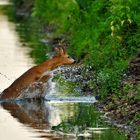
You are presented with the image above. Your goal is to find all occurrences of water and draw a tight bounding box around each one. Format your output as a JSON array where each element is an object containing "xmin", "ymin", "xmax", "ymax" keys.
[
  {"xmin": 0, "ymin": 0, "xmax": 10, "ymax": 5},
  {"xmin": 0, "ymin": 1, "xmax": 126, "ymax": 140},
  {"xmin": 0, "ymin": 8, "xmax": 34, "ymax": 91},
  {"xmin": 0, "ymin": 100, "xmax": 125, "ymax": 140}
]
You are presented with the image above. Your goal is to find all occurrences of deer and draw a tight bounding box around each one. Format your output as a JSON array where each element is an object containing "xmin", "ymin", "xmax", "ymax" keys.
[{"xmin": 0, "ymin": 45, "xmax": 75, "ymax": 99}]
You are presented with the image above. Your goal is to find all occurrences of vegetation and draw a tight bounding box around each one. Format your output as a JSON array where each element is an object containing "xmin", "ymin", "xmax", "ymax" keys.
[
  {"xmin": 8, "ymin": 0, "xmax": 140, "ymax": 98},
  {"xmin": 5, "ymin": 0, "xmax": 140, "ymax": 138}
]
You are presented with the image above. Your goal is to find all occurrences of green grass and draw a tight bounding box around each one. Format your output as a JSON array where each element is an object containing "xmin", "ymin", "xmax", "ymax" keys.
[{"xmin": 8, "ymin": 0, "xmax": 140, "ymax": 98}]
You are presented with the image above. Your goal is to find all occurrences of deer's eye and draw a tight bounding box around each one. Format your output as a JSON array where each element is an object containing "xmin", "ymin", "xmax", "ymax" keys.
[{"xmin": 67, "ymin": 56, "xmax": 70, "ymax": 58}]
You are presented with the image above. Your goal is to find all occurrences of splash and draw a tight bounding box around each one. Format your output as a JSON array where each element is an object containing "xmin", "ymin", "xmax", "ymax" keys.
[
  {"xmin": 0, "ymin": 72, "xmax": 12, "ymax": 82},
  {"xmin": 44, "ymin": 68, "xmax": 97, "ymax": 103},
  {"xmin": 45, "ymin": 96, "xmax": 97, "ymax": 103}
]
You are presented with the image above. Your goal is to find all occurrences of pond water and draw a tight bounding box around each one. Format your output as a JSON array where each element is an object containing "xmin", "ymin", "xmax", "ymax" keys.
[{"xmin": 0, "ymin": 2, "xmax": 126, "ymax": 140}]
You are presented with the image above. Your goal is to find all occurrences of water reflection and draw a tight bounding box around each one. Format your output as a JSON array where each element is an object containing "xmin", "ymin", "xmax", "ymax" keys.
[
  {"xmin": 0, "ymin": 0, "xmax": 10, "ymax": 5},
  {"xmin": 0, "ymin": 100, "xmax": 126, "ymax": 140},
  {"xmin": 0, "ymin": 9, "xmax": 34, "ymax": 92}
]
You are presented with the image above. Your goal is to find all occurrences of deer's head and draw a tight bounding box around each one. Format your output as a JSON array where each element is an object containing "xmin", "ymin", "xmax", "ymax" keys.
[{"xmin": 53, "ymin": 46, "xmax": 75, "ymax": 66}]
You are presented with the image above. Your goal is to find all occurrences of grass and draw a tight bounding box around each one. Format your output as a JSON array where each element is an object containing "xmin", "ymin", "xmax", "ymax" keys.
[{"xmin": 8, "ymin": 0, "xmax": 140, "ymax": 98}]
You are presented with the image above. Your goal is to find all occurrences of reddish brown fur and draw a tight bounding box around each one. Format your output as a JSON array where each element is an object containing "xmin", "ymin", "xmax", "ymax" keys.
[{"xmin": 0, "ymin": 47, "xmax": 75, "ymax": 99}]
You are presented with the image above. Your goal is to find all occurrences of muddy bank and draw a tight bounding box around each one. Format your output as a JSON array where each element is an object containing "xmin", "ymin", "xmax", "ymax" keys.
[{"xmin": 98, "ymin": 55, "xmax": 140, "ymax": 139}]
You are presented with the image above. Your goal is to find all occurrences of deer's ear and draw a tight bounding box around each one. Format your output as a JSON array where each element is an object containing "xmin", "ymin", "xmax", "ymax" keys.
[
  {"xmin": 59, "ymin": 46, "xmax": 66, "ymax": 55},
  {"xmin": 54, "ymin": 45, "xmax": 67, "ymax": 56},
  {"xmin": 54, "ymin": 47, "xmax": 59, "ymax": 53},
  {"xmin": 54, "ymin": 47, "xmax": 60, "ymax": 55},
  {"xmin": 61, "ymin": 46, "xmax": 66, "ymax": 55},
  {"xmin": 58, "ymin": 39, "xmax": 67, "ymax": 55}
]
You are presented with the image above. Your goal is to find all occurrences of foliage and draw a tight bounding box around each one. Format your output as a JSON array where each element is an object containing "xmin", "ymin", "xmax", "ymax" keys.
[
  {"xmin": 10, "ymin": 0, "xmax": 140, "ymax": 98},
  {"xmin": 3, "ymin": 1, "xmax": 140, "ymax": 138}
]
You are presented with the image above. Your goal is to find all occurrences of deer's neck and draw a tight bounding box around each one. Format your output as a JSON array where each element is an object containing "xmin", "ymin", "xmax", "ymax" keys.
[{"xmin": 38, "ymin": 57, "xmax": 61, "ymax": 72}]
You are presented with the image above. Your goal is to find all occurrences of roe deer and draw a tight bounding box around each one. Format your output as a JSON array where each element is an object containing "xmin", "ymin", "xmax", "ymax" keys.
[{"xmin": 0, "ymin": 46, "xmax": 75, "ymax": 99}]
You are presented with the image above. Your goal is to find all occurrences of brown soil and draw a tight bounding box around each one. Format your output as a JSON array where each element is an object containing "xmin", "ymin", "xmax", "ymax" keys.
[{"xmin": 99, "ymin": 54, "xmax": 140, "ymax": 139}]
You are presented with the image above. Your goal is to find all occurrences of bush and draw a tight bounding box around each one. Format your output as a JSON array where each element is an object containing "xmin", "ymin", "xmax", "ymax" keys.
[{"xmin": 11, "ymin": 0, "xmax": 140, "ymax": 97}]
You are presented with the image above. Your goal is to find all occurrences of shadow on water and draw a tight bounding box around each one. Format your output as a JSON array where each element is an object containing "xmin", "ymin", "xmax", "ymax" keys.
[{"xmin": 0, "ymin": 100, "xmax": 126, "ymax": 140}]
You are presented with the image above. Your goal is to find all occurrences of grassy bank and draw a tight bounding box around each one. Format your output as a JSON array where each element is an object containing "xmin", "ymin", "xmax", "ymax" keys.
[
  {"xmin": 6, "ymin": 0, "xmax": 140, "ymax": 139},
  {"xmin": 8, "ymin": 0, "xmax": 140, "ymax": 98}
]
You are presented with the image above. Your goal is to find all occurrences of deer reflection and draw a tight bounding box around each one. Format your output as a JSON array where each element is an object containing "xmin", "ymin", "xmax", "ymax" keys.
[
  {"xmin": 0, "ymin": 101, "xmax": 103, "ymax": 140},
  {"xmin": 1, "ymin": 100, "xmax": 60, "ymax": 130}
]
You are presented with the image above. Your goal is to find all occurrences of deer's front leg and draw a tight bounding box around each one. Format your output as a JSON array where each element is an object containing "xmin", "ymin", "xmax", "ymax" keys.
[
  {"xmin": 38, "ymin": 74, "xmax": 52, "ymax": 83},
  {"xmin": 38, "ymin": 71, "xmax": 53, "ymax": 83}
]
